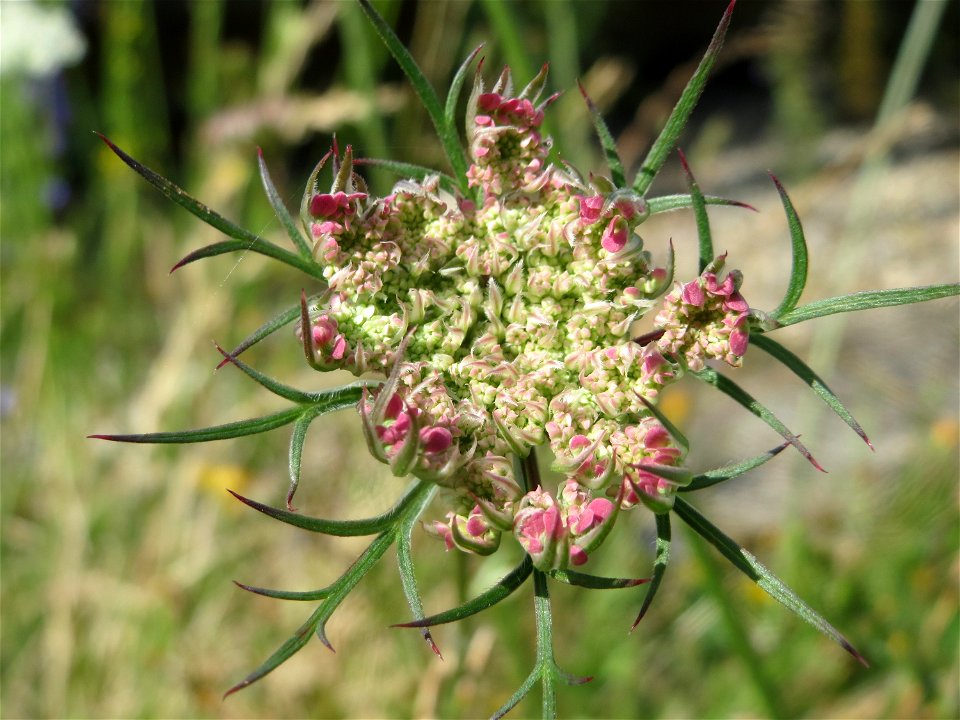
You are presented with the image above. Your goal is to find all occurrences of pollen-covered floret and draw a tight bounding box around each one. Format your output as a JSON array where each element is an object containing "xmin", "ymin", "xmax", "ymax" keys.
[{"xmin": 296, "ymin": 63, "xmax": 749, "ymax": 568}]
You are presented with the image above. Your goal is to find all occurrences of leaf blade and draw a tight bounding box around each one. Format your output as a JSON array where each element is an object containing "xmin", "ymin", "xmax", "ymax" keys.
[
  {"xmin": 751, "ymin": 334, "xmax": 872, "ymax": 448},
  {"xmin": 357, "ymin": 0, "xmax": 469, "ymax": 188},
  {"xmin": 632, "ymin": 511, "xmax": 671, "ymax": 629},
  {"xmin": 673, "ymin": 497, "xmax": 868, "ymax": 666},
  {"xmin": 768, "ymin": 174, "xmax": 809, "ymax": 320},
  {"xmin": 89, "ymin": 406, "xmax": 304, "ymax": 444},
  {"xmin": 258, "ymin": 148, "xmax": 313, "ymax": 259},
  {"xmin": 692, "ymin": 366, "xmax": 824, "ymax": 471},
  {"xmin": 395, "ymin": 556, "xmax": 533, "ymax": 628},
  {"xmin": 171, "ymin": 239, "xmax": 325, "ymax": 280},
  {"xmin": 578, "ymin": 80, "xmax": 626, "ymax": 187},
  {"xmin": 767, "ymin": 284, "xmax": 960, "ymax": 328},
  {"xmin": 632, "ymin": 0, "xmax": 735, "ymax": 195}
]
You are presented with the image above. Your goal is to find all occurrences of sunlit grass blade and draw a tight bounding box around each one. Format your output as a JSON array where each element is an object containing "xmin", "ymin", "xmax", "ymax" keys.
[
  {"xmin": 647, "ymin": 193, "xmax": 756, "ymax": 216},
  {"xmin": 353, "ymin": 157, "xmax": 459, "ymax": 195},
  {"xmin": 395, "ymin": 483, "xmax": 442, "ymax": 657},
  {"xmin": 170, "ymin": 238, "xmax": 325, "ymax": 280},
  {"xmin": 692, "ymin": 366, "xmax": 824, "ymax": 471},
  {"xmin": 768, "ymin": 174, "xmax": 809, "ymax": 320},
  {"xmin": 632, "ymin": 0, "xmax": 735, "ymax": 195},
  {"xmin": 578, "ymin": 80, "xmax": 625, "ymax": 187},
  {"xmin": 548, "ymin": 570, "xmax": 649, "ymax": 589},
  {"xmin": 678, "ymin": 149, "xmax": 712, "ymax": 273},
  {"xmin": 673, "ymin": 497, "xmax": 868, "ymax": 666},
  {"xmin": 258, "ymin": 148, "xmax": 312, "ymax": 259},
  {"xmin": 89, "ymin": 406, "xmax": 304, "ymax": 444},
  {"xmin": 683, "ymin": 440, "xmax": 791, "ymax": 492},
  {"xmin": 766, "ymin": 283, "xmax": 960, "ymax": 328},
  {"xmin": 227, "ymin": 480, "xmax": 431, "ymax": 537},
  {"xmin": 233, "ymin": 581, "xmax": 331, "ymax": 601},
  {"xmin": 225, "ymin": 531, "xmax": 396, "ymax": 697},
  {"xmin": 445, "ymin": 44, "xmax": 484, "ymax": 139},
  {"xmin": 751, "ymin": 334, "xmax": 872, "ymax": 449},
  {"xmin": 357, "ymin": 0, "xmax": 469, "ymax": 188},
  {"xmin": 216, "ymin": 296, "xmax": 319, "ymax": 369},
  {"xmin": 96, "ymin": 133, "xmax": 323, "ymax": 280},
  {"xmin": 393, "ymin": 556, "xmax": 533, "ymax": 628},
  {"xmin": 631, "ymin": 511, "xmax": 671, "ymax": 630}
]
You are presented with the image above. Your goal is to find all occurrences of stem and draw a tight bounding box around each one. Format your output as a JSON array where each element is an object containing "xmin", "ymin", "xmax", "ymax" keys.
[
  {"xmin": 533, "ymin": 569, "xmax": 557, "ymax": 719},
  {"xmin": 522, "ymin": 450, "xmax": 543, "ymax": 492}
]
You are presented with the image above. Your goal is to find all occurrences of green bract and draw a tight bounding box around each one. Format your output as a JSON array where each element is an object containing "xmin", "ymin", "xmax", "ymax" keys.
[{"xmin": 92, "ymin": 0, "xmax": 959, "ymax": 716}]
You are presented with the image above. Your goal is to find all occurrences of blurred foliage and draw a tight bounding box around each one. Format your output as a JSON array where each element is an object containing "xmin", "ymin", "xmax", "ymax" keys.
[{"xmin": 1, "ymin": 1, "xmax": 957, "ymax": 718}]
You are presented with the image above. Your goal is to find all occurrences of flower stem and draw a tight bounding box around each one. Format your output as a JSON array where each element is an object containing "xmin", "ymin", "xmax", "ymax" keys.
[
  {"xmin": 533, "ymin": 568, "xmax": 557, "ymax": 719},
  {"xmin": 521, "ymin": 450, "xmax": 543, "ymax": 492}
]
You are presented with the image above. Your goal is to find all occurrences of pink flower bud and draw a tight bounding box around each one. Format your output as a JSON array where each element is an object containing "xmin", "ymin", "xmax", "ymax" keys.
[
  {"xmin": 420, "ymin": 426, "xmax": 453, "ymax": 454},
  {"xmin": 601, "ymin": 217, "xmax": 628, "ymax": 254}
]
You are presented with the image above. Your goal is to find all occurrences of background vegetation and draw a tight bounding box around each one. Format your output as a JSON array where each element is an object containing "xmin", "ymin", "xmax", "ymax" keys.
[{"xmin": 2, "ymin": 1, "xmax": 957, "ymax": 718}]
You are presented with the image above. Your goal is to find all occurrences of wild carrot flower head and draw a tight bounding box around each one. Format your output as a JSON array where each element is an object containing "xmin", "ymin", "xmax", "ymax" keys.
[
  {"xmin": 96, "ymin": 3, "xmax": 959, "ymax": 709},
  {"xmin": 298, "ymin": 64, "xmax": 748, "ymax": 572}
]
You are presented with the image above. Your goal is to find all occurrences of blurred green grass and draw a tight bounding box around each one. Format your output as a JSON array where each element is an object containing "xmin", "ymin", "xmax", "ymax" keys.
[{"xmin": 1, "ymin": 1, "xmax": 957, "ymax": 718}]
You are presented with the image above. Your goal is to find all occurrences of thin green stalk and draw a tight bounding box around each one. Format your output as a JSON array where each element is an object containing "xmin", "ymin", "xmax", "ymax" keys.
[
  {"xmin": 533, "ymin": 569, "xmax": 557, "ymax": 720},
  {"xmin": 687, "ymin": 528, "xmax": 784, "ymax": 719}
]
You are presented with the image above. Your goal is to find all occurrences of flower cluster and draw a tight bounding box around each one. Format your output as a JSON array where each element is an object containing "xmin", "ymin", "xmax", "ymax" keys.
[{"xmin": 298, "ymin": 66, "xmax": 750, "ymax": 571}]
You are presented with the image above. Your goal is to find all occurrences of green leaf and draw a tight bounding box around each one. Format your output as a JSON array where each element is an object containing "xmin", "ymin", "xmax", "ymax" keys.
[
  {"xmin": 548, "ymin": 569, "xmax": 648, "ymax": 590},
  {"xmin": 216, "ymin": 345, "xmax": 371, "ymax": 407},
  {"xmin": 89, "ymin": 406, "xmax": 304, "ymax": 444},
  {"xmin": 647, "ymin": 193, "xmax": 756, "ymax": 216},
  {"xmin": 578, "ymin": 80, "xmax": 626, "ymax": 187},
  {"xmin": 233, "ymin": 581, "xmax": 331, "ymax": 602},
  {"xmin": 394, "ymin": 556, "xmax": 533, "ymax": 628},
  {"xmin": 395, "ymin": 483, "xmax": 441, "ymax": 656},
  {"xmin": 768, "ymin": 174, "xmax": 809, "ymax": 320},
  {"xmin": 216, "ymin": 297, "xmax": 320, "ymax": 369},
  {"xmin": 673, "ymin": 497, "xmax": 868, "ymax": 666},
  {"xmin": 751, "ymin": 334, "xmax": 872, "ymax": 448},
  {"xmin": 677, "ymin": 149, "xmax": 712, "ymax": 274},
  {"xmin": 285, "ymin": 411, "xmax": 316, "ymax": 511},
  {"xmin": 766, "ymin": 284, "xmax": 960, "ymax": 328},
  {"xmin": 491, "ymin": 665, "xmax": 542, "ymax": 720},
  {"xmin": 224, "ymin": 530, "xmax": 397, "ymax": 697},
  {"xmin": 357, "ymin": 0, "xmax": 469, "ymax": 189},
  {"xmin": 692, "ymin": 366, "xmax": 824, "ymax": 472},
  {"xmin": 228, "ymin": 479, "xmax": 431, "ymax": 537},
  {"xmin": 257, "ymin": 148, "xmax": 313, "ymax": 259},
  {"xmin": 632, "ymin": 0, "xmax": 735, "ymax": 195},
  {"xmin": 682, "ymin": 440, "xmax": 790, "ymax": 492},
  {"xmin": 353, "ymin": 157, "xmax": 459, "ymax": 195},
  {"xmin": 445, "ymin": 44, "xmax": 484, "ymax": 141},
  {"xmin": 223, "ymin": 601, "xmax": 327, "ymax": 698},
  {"xmin": 632, "ymin": 511, "xmax": 671, "ymax": 629},
  {"xmin": 170, "ymin": 238, "xmax": 325, "ymax": 280},
  {"xmin": 96, "ymin": 133, "xmax": 324, "ymax": 280}
]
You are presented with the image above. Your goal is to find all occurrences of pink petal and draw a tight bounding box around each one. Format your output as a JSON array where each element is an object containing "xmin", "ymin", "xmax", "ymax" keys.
[
  {"xmin": 682, "ymin": 281, "xmax": 705, "ymax": 307},
  {"xmin": 309, "ymin": 193, "xmax": 338, "ymax": 217},
  {"xmin": 569, "ymin": 545, "xmax": 588, "ymax": 566},
  {"xmin": 420, "ymin": 426, "xmax": 453, "ymax": 454},
  {"xmin": 601, "ymin": 217, "xmax": 628, "ymax": 253}
]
